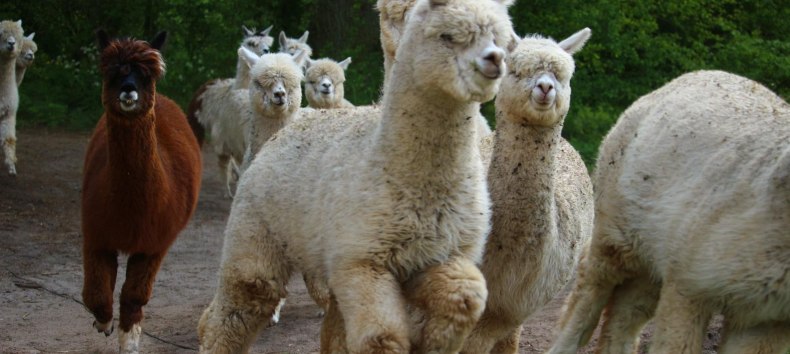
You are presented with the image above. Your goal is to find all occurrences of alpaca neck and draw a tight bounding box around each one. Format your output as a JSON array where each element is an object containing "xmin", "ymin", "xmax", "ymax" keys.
[
  {"xmin": 375, "ymin": 79, "xmax": 482, "ymax": 189},
  {"xmin": 232, "ymin": 58, "xmax": 251, "ymax": 89},
  {"xmin": 249, "ymin": 109, "xmax": 294, "ymax": 159},
  {"xmin": 105, "ymin": 107, "xmax": 169, "ymax": 204},
  {"xmin": 1, "ymin": 56, "xmax": 16, "ymax": 93},
  {"xmin": 489, "ymin": 117, "xmax": 560, "ymax": 241},
  {"xmin": 15, "ymin": 65, "xmax": 26, "ymax": 86}
]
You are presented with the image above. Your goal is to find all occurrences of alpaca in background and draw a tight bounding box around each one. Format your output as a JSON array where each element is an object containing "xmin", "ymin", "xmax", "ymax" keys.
[
  {"xmin": 15, "ymin": 32, "xmax": 36, "ymax": 87},
  {"xmin": 81, "ymin": 30, "xmax": 202, "ymax": 354},
  {"xmin": 0, "ymin": 19, "xmax": 24, "ymax": 176}
]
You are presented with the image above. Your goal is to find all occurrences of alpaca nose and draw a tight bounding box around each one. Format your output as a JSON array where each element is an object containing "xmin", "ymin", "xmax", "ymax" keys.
[
  {"xmin": 322, "ymin": 82, "xmax": 331, "ymax": 89},
  {"xmin": 274, "ymin": 90, "xmax": 285, "ymax": 99},
  {"xmin": 538, "ymin": 81, "xmax": 553, "ymax": 94},
  {"xmin": 6, "ymin": 37, "xmax": 15, "ymax": 50},
  {"xmin": 477, "ymin": 46, "xmax": 505, "ymax": 79}
]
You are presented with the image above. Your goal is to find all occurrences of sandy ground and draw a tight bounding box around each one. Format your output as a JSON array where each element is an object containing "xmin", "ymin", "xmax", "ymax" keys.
[{"xmin": 0, "ymin": 129, "xmax": 723, "ymax": 354}]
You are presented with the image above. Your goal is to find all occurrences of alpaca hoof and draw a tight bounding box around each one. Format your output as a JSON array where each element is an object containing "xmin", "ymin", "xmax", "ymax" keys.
[
  {"xmin": 93, "ymin": 320, "xmax": 114, "ymax": 336},
  {"xmin": 8, "ymin": 166, "xmax": 16, "ymax": 176},
  {"xmin": 317, "ymin": 310, "xmax": 325, "ymax": 318},
  {"xmin": 119, "ymin": 323, "xmax": 142, "ymax": 354}
]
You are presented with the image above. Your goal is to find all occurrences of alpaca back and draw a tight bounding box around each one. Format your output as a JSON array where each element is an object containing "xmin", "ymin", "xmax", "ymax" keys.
[
  {"xmin": 197, "ymin": 78, "xmax": 250, "ymax": 161},
  {"xmin": 595, "ymin": 70, "xmax": 790, "ymax": 325},
  {"xmin": 82, "ymin": 93, "xmax": 202, "ymax": 254}
]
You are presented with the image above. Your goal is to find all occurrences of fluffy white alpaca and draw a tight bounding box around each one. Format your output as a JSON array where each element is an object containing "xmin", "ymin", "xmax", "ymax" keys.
[
  {"xmin": 0, "ymin": 20, "xmax": 24, "ymax": 176},
  {"xmin": 187, "ymin": 25, "xmax": 273, "ymax": 197},
  {"xmin": 278, "ymin": 30, "xmax": 312, "ymax": 66},
  {"xmin": 461, "ymin": 28, "xmax": 595, "ymax": 354},
  {"xmin": 304, "ymin": 57, "xmax": 354, "ymax": 109},
  {"xmin": 197, "ymin": 0, "xmax": 514, "ymax": 352},
  {"xmin": 15, "ymin": 32, "xmax": 35, "ymax": 87},
  {"xmin": 547, "ymin": 70, "xmax": 790, "ymax": 354},
  {"xmin": 375, "ymin": 0, "xmax": 492, "ymax": 138},
  {"xmin": 237, "ymin": 47, "xmax": 306, "ymax": 173}
]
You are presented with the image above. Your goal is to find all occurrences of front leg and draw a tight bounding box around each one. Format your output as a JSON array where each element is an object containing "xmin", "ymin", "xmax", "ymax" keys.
[
  {"xmin": 404, "ymin": 257, "xmax": 487, "ymax": 354},
  {"xmin": 320, "ymin": 295, "xmax": 348, "ymax": 354},
  {"xmin": 0, "ymin": 115, "xmax": 18, "ymax": 176},
  {"xmin": 119, "ymin": 252, "xmax": 166, "ymax": 354},
  {"xmin": 82, "ymin": 248, "xmax": 119, "ymax": 336}
]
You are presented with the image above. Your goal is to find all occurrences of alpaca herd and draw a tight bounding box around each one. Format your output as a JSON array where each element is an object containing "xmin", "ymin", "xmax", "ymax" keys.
[{"xmin": 4, "ymin": 0, "xmax": 788, "ymax": 352}]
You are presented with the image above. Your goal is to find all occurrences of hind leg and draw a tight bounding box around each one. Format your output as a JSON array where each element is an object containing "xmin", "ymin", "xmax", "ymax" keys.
[
  {"xmin": 1, "ymin": 116, "xmax": 18, "ymax": 176},
  {"xmin": 489, "ymin": 325, "xmax": 521, "ymax": 354},
  {"xmin": 719, "ymin": 322, "xmax": 790, "ymax": 354},
  {"xmin": 594, "ymin": 278, "xmax": 659, "ymax": 354},
  {"xmin": 331, "ymin": 260, "xmax": 410, "ymax": 353},
  {"xmin": 320, "ymin": 295, "xmax": 348, "ymax": 354},
  {"xmin": 305, "ymin": 271, "xmax": 331, "ymax": 314},
  {"xmin": 117, "ymin": 252, "xmax": 166, "ymax": 354},
  {"xmin": 404, "ymin": 257, "xmax": 487, "ymax": 354},
  {"xmin": 198, "ymin": 211, "xmax": 292, "ymax": 353},
  {"xmin": 648, "ymin": 281, "xmax": 711, "ymax": 354},
  {"xmin": 216, "ymin": 154, "xmax": 233, "ymax": 198},
  {"xmin": 82, "ymin": 248, "xmax": 118, "ymax": 336}
]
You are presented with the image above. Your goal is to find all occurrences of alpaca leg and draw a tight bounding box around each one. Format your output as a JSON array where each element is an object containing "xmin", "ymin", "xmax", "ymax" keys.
[
  {"xmin": 489, "ymin": 325, "xmax": 521, "ymax": 354},
  {"xmin": 331, "ymin": 261, "xmax": 410, "ymax": 353},
  {"xmin": 320, "ymin": 295, "xmax": 348, "ymax": 354},
  {"xmin": 404, "ymin": 257, "xmax": 488, "ymax": 354},
  {"xmin": 198, "ymin": 215, "xmax": 291, "ymax": 353},
  {"xmin": 216, "ymin": 154, "xmax": 233, "ymax": 198},
  {"xmin": 545, "ymin": 239, "xmax": 629, "ymax": 354},
  {"xmin": 719, "ymin": 322, "xmax": 790, "ymax": 354},
  {"xmin": 305, "ymin": 271, "xmax": 331, "ymax": 314},
  {"xmin": 594, "ymin": 278, "xmax": 659, "ymax": 354},
  {"xmin": 0, "ymin": 116, "xmax": 17, "ymax": 176},
  {"xmin": 648, "ymin": 282, "xmax": 711, "ymax": 354},
  {"xmin": 82, "ymin": 248, "xmax": 118, "ymax": 336},
  {"xmin": 118, "ymin": 252, "xmax": 166, "ymax": 354},
  {"xmin": 461, "ymin": 298, "xmax": 523, "ymax": 353}
]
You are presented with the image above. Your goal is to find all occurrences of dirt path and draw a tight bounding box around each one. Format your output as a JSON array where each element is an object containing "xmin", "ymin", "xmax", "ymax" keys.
[{"xmin": 0, "ymin": 129, "xmax": 721, "ymax": 353}]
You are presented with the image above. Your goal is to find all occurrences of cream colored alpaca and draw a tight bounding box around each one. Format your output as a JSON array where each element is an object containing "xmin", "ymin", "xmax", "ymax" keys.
[
  {"xmin": 278, "ymin": 30, "xmax": 312, "ymax": 66},
  {"xmin": 376, "ymin": 0, "xmax": 492, "ymax": 139},
  {"xmin": 304, "ymin": 57, "xmax": 354, "ymax": 109},
  {"xmin": 0, "ymin": 20, "xmax": 24, "ymax": 176},
  {"xmin": 189, "ymin": 25, "xmax": 273, "ymax": 197},
  {"xmin": 15, "ymin": 32, "xmax": 35, "ymax": 87},
  {"xmin": 461, "ymin": 28, "xmax": 594, "ymax": 354},
  {"xmin": 547, "ymin": 70, "xmax": 790, "ymax": 354},
  {"xmin": 197, "ymin": 0, "xmax": 513, "ymax": 352}
]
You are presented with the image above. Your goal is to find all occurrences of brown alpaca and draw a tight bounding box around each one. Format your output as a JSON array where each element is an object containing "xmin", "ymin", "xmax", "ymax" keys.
[{"xmin": 81, "ymin": 30, "xmax": 202, "ymax": 354}]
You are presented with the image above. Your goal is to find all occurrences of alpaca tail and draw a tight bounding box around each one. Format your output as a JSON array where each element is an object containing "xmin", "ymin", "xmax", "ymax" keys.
[{"xmin": 186, "ymin": 79, "xmax": 217, "ymax": 147}]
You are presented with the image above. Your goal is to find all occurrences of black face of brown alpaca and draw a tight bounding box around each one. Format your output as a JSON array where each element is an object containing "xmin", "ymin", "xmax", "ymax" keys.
[{"xmin": 96, "ymin": 30, "xmax": 167, "ymax": 118}]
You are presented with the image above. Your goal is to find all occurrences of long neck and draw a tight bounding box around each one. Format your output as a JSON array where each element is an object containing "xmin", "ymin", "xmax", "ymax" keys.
[
  {"xmin": 15, "ymin": 64, "xmax": 26, "ymax": 86},
  {"xmin": 1, "ymin": 56, "xmax": 16, "ymax": 91},
  {"xmin": 233, "ymin": 58, "xmax": 251, "ymax": 89},
  {"xmin": 105, "ymin": 106, "xmax": 169, "ymax": 205},
  {"xmin": 374, "ymin": 78, "xmax": 482, "ymax": 189},
  {"xmin": 488, "ymin": 117, "xmax": 560, "ymax": 240},
  {"xmin": 248, "ymin": 109, "xmax": 293, "ymax": 158}
]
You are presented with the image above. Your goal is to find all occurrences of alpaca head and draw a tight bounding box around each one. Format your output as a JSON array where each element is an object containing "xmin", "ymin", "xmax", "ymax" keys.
[
  {"xmin": 304, "ymin": 57, "xmax": 351, "ymax": 108},
  {"xmin": 497, "ymin": 28, "xmax": 590, "ymax": 127},
  {"xmin": 241, "ymin": 25, "xmax": 274, "ymax": 56},
  {"xmin": 240, "ymin": 47, "xmax": 306, "ymax": 117},
  {"xmin": 0, "ymin": 20, "xmax": 24, "ymax": 60},
  {"xmin": 17, "ymin": 32, "xmax": 37, "ymax": 68},
  {"xmin": 278, "ymin": 30, "xmax": 313, "ymax": 60},
  {"xmin": 396, "ymin": 0, "xmax": 514, "ymax": 103},
  {"xmin": 97, "ymin": 30, "xmax": 167, "ymax": 117}
]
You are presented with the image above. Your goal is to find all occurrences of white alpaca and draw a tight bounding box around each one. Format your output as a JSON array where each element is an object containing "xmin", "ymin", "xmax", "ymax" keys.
[
  {"xmin": 187, "ymin": 25, "xmax": 273, "ymax": 197},
  {"xmin": 197, "ymin": 0, "xmax": 514, "ymax": 352},
  {"xmin": 0, "ymin": 20, "xmax": 24, "ymax": 176},
  {"xmin": 547, "ymin": 70, "xmax": 790, "ymax": 354},
  {"xmin": 278, "ymin": 30, "xmax": 312, "ymax": 65},
  {"xmin": 376, "ymin": 0, "xmax": 492, "ymax": 139},
  {"xmin": 461, "ymin": 28, "xmax": 595, "ymax": 354},
  {"xmin": 304, "ymin": 57, "xmax": 354, "ymax": 109},
  {"xmin": 15, "ymin": 32, "xmax": 35, "ymax": 87}
]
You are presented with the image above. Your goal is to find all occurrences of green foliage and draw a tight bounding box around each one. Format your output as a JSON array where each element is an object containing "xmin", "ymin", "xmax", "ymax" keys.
[{"xmin": 2, "ymin": 0, "xmax": 788, "ymax": 166}]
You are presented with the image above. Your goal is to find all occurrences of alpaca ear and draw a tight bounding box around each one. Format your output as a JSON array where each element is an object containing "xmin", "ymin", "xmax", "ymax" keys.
[
  {"xmin": 292, "ymin": 49, "xmax": 307, "ymax": 68},
  {"xmin": 15, "ymin": 20, "xmax": 22, "ymax": 27},
  {"xmin": 150, "ymin": 31, "xmax": 168, "ymax": 51},
  {"xmin": 239, "ymin": 46, "xmax": 260, "ymax": 68},
  {"xmin": 26, "ymin": 32, "xmax": 35, "ymax": 41},
  {"xmin": 506, "ymin": 30, "xmax": 520, "ymax": 53},
  {"xmin": 558, "ymin": 27, "xmax": 591, "ymax": 55},
  {"xmin": 298, "ymin": 31, "xmax": 309, "ymax": 43},
  {"xmin": 279, "ymin": 31, "xmax": 288, "ymax": 49},
  {"xmin": 338, "ymin": 57, "xmax": 352, "ymax": 70},
  {"xmin": 304, "ymin": 58, "xmax": 314, "ymax": 70},
  {"xmin": 242, "ymin": 25, "xmax": 255, "ymax": 38},
  {"xmin": 96, "ymin": 29, "xmax": 111, "ymax": 51},
  {"xmin": 259, "ymin": 25, "xmax": 273, "ymax": 37}
]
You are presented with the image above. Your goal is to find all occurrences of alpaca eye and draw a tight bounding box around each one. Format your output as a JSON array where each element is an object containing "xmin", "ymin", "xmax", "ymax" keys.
[
  {"xmin": 263, "ymin": 48, "xmax": 269, "ymax": 54},
  {"xmin": 440, "ymin": 33, "xmax": 453, "ymax": 43}
]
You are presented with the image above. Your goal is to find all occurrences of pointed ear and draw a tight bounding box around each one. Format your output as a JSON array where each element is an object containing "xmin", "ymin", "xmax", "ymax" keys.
[
  {"xmin": 150, "ymin": 31, "xmax": 168, "ymax": 51},
  {"xmin": 292, "ymin": 49, "xmax": 307, "ymax": 68},
  {"xmin": 298, "ymin": 31, "xmax": 309, "ymax": 43},
  {"xmin": 239, "ymin": 46, "xmax": 260, "ymax": 69},
  {"xmin": 242, "ymin": 25, "xmax": 254, "ymax": 37},
  {"xmin": 26, "ymin": 32, "xmax": 35, "ymax": 41},
  {"xmin": 279, "ymin": 31, "xmax": 288, "ymax": 48},
  {"xmin": 96, "ymin": 29, "xmax": 111, "ymax": 51},
  {"xmin": 558, "ymin": 27, "xmax": 591, "ymax": 55},
  {"xmin": 507, "ymin": 30, "xmax": 520, "ymax": 53},
  {"xmin": 260, "ymin": 25, "xmax": 273, "ymax": 37},
  {"xmin": 338, "ymin": 57, "xmax": 352, "ymax": 70},
  {"xmin": 15, "ymin": 20, "xmax": 22, "ymax": 27},
  {"xmin": 304, "ymin": 58, "xmax": 314, "ymax": 70}
]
